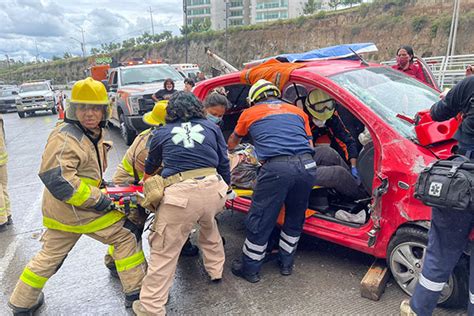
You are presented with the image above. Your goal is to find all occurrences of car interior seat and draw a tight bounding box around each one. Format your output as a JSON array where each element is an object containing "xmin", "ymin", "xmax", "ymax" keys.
[{"xmin": 356, "ymin": 141, "xmax": 375, "ymax": 193}]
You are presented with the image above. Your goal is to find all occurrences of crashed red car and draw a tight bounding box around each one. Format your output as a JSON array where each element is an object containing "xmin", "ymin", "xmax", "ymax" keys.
[{"xmin": 194, "ymin": 58, "xmax": 466, "ymax": 307}]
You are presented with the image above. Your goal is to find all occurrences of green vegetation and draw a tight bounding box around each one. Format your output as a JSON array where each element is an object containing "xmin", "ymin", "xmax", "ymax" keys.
[{"xmin": 412, "ymin": 16, "xmax": 429, "ymax": 33}]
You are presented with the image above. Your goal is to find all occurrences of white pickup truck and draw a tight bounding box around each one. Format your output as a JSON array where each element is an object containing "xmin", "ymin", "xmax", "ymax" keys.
[{"xmin": 16, "ymin": 81, "xmax": 57, "ymax": 118}]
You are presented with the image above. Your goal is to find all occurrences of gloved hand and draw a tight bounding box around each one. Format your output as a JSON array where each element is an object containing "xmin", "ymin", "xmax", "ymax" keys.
[
  {"xmin": 95, "ymin": 195, "xmax": 116, "ymax": 212},
  {"xmin": 351, "ymin": 166, "xmax": 361, "ymax": 186},
  {"xmin": 226, "ymin": 189, "xmax": 237, "ymax": 201}
]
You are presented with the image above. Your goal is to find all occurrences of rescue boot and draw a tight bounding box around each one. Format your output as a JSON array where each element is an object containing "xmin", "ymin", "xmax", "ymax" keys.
[
  {"xmin": 132, "ymin": 300, "xmax": 147, "ymax": 316},
  {"xmin": 125, "ymin": 290, "xmax": 140, "ymax": 308},
  {"xmin": 231, "ymin": 259, "xmax": 260, "ymax": 283},
  {"xmin": 180, "ymin": 238, "xmax": 199, "ymax": 257},
  {"xmin": 7, "ymin": 215, "xmax": 12, "ymax": 225},
  {"xmin": 400, "ymin": 299, "xmax": 417, "ymax": 316},
  {"xmin": 8, "ymin": 292, "xmax": 44, "ymax": 316},
  {"xmin": 278, "ymin": 259, "xmax": 293, "ymax": 276}
]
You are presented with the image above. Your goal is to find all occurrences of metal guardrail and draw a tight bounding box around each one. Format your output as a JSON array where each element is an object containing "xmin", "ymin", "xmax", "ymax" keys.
[{"xmin": 382, "ymin": 54, "xmax": 474, "ymax": 88}]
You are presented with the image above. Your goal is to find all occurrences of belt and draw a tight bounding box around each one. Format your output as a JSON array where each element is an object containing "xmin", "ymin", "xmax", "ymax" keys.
[
  {"xmin": 164, "ymin": 167, "xmax": 217, "ymax": 187},
  {"xmin": 262, "ymin": 153, "xmax": 313, "ymax": 164}
]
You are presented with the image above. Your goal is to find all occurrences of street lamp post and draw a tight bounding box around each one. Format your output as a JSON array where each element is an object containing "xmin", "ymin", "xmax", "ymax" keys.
[
  {"xmin": 225, "ymin": 0, "xmax": 229, "ymax": 61},
  {"xmin": 183, "ymin": 0, "xmax": 188, "ymax": 63}
]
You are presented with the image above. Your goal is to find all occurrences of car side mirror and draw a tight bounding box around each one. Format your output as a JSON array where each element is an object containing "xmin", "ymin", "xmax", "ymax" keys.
[{"xmin": 109, "ymin": 83, "xmax": 118, "ymax": 92}]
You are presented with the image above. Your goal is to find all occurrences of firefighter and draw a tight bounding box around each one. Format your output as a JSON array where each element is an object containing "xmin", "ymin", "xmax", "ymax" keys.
[
  {"xmin": 400, "ymin": 76, "xmax": 474, "ymax": 316},
  {"xmin": 227, "ymin": 79, "xmax": 316, "ymax": 282},
  {"xmin": 8, "ymin": 78, "xmax": 146, "ymax": 314},
  {"xmin": 132, "ymin": 91, "xmax": 230, "ymax": 315},
  {"xmin": 105, "ymin": 101, "xmax": 198, "ymax": 277},
  {"xmin": 0, "ymin": 113, "xmax": 11, "ymax": 231},
  {"xmin": 304, "ymin": 89, "xmax": 365, "ymax": 199}
]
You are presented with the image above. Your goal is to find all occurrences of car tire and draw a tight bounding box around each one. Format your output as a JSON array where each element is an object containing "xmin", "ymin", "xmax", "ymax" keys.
[
  {"xmin": 387, "ymin": 226, "xmax": 468, "ymax": 308},
  {"xmin": 51, "ymin": 106, "xmax": 57, "ymax": 115},
  {"xmin": 18, "ymin": 111, "xmax": 25, "ymax": 118},
  {"xmin": 119, "ymin": 113, "xmax": 136, "ymax": 145}
]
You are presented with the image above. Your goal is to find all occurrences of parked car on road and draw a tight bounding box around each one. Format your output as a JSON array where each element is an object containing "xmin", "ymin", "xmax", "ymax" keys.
[
  {"xmin": 16, "ymin": 81, "xmax": 57, "ymax": 118},
  {"xmin": 194, "ymin": 44, "xmax": 466, "ymax": 308},
  {"xmin": 0, "ymin": 88, "xmax": 19, "ymax": 112}
]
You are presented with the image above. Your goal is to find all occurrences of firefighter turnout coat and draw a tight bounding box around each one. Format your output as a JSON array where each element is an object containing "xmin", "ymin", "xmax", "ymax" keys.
[{"xmin": 38, "ymin": 122, "xmax": 123, "ymax": 232}]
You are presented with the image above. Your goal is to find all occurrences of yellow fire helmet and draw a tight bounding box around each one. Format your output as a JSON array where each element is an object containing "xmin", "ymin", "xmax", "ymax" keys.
[
  {"xmin": 247, "ymin": 79, "xmax": 281, "ymax": 105},
  {"xmin": 66, "ymin": 77, "xmax": 111, "ymax": 127},
  {"xmin": 143, "ymin": 100, "xmax": 168, "ymax": 126},
  {"xmin": 305, "ymin": 89, "xmax": 336, "ymax": 122}
]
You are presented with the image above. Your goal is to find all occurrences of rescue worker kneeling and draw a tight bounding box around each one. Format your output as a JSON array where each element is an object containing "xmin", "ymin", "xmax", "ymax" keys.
[
  {"xmin": 132, "ymin": 92, "xmax": 230, "ymax": 316},
  {"xmin": 105, "ymin": 101, "xmax": 198, "ymax": 278},
  {"xmin": 8, "ymin": 78, "xmax": 146, "ymax": 314}
]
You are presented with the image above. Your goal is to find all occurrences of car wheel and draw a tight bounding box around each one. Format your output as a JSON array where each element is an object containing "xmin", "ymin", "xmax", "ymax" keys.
[
  {"xmin": 387, "ymin": 226, "xmax": 468, "ymax": 308},
  {"xmin": 18, "ymin": 111, "xmax": 25, "ymax": 118},
  {"xmin": 119, "ymin": 113, "xmax": 136, "ymax": 145},
  {"xmin": 51, "ymin": 106, "xmax": 57, "ymax": 115}
]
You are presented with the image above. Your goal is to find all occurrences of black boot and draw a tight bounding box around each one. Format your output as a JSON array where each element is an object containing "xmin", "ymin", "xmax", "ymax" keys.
[
  {"xmin": 231, "ymin": 259, "xmax": 260, "ymax": 283},
  {"xmin": 125, "ymin": 290, "xmax": 140, "ymax": 308},
  {"xmin": 8, "ymin": 292, "xmax": 44, "ymax": 316},
  {"xmin": 180, "ymin": 238, "xmax": 199, "ymax": 257},
  {"xmin": 105, "ymin": 261, "xmax": 119, "ymax": 279}
]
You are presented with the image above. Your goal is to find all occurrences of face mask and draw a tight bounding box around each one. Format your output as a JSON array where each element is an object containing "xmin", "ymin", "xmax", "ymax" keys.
[
  {"xmin": 207, "ymin": 113, "xmax": 222, "ymax": 124},
  {"xmin": 312, "ymin": 118, "xmax": 326, "ymax": 127}
]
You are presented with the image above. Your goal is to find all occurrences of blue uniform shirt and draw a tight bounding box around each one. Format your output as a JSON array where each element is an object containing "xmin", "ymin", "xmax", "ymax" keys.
[
  {"xmin": 233, "ymin": 100, "xmax": 314, "ymax": 160},
  {"xmin": 145, "ymin": 118, "xmax": 231, "ymax": 184}
]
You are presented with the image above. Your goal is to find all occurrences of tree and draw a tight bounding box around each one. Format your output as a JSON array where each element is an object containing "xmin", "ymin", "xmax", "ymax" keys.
[
  {"xmin": 303, "ymin": 0, "xmax": 320, "ymax": 15},
  {"xmin": 342, "ymin": 0, "xmax": 362, "ymax": 7},
  {"xmin": 52, "ymin": 55, "xmax": 61, "ymax": 61},
  {"xmin": 63, "ymin": 52, "xmax": 72, "ymax": 59},
  {"xmin": 328, "ymin": 0, "xmax": 342, "ymax": 10}
]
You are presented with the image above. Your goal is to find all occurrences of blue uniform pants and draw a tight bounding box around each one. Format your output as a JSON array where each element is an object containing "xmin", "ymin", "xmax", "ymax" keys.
[
  {"xmin": 241, "ymin": 153, "xmax": 316, "ymax": 275},
  {"xmin": 410, "ymin": 206, "xmax": 474, "ymax": 315}
]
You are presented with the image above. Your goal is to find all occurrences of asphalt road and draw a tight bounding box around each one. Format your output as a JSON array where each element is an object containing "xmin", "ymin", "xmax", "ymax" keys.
[{"xmin": 0, "ymin": 112, "xmax": 466, "ymax": 315}]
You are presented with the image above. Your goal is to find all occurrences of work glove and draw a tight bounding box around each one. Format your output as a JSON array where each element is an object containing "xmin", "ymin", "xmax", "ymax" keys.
[
  {"xmin": 351, "ymin": 166, "xmax": 362, "ymax": 186},
  {"xmin": 94, "ymin": 194, "xmax": 116, "ymax": 212}
]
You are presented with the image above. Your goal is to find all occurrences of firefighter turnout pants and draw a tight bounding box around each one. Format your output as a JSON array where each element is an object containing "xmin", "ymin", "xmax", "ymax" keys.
[
  {"xmin": 9, "ymin": 218, "xmax": 147, "ymax": 308},
  {"xmin": 0, "ymin": 163, "xmax": 10, "ymax": 225},
  {"xmin": 242, "ymin": 153, "xmax": 316, "ymax": 275},
  {"xmin": 140, "ymin": 175, "xmax": 228, "ymax": 315},
  {"xmin": 410, "ymin": 206, "xmax": 474, "ymax": 315}
]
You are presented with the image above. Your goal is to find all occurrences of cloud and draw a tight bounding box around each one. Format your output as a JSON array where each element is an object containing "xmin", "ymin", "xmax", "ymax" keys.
[{"xmin": 0, "ymin": 0, "xmax": 183, "ymax": 62}]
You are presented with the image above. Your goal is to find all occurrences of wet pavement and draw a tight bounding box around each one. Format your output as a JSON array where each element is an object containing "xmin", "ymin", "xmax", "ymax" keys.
[{"xmin": 0, "ymin": 112, "xmax": 466, "ymax": 315}]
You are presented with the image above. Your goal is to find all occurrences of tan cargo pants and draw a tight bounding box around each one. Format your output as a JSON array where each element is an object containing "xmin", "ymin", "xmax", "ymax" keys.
[
  {"xmin": 9, "ymin": 218, "xmax": 147, "ymax": 308},
  {"xmin": 139, "ymin": 175, "xmax": 228, "ymax": 315},
  {"xmin": 0, "ymin": 164, "xmax": 10, "ymax": 225}
]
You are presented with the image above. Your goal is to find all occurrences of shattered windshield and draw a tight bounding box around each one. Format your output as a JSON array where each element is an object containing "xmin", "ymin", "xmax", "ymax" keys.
[
  {"xmin": 121, "ymin": 65, "xmax": 183, "ymax": 85},
  {"xmin": 330, "ymin": 67, "xmax": 439, "ymax": 139}
]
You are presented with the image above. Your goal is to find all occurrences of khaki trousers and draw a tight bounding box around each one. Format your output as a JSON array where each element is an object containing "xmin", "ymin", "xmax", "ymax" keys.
[
  {"xmin": 0, "ymin": 164, "xmax": 10, "ymax": 225},
  {"xmin": 140, "ymin": 175, "xmax": 228, "ymax": 315},
  {"xmin": 9, "ymin": 218, "xmax": 147, "ymax": 308}
]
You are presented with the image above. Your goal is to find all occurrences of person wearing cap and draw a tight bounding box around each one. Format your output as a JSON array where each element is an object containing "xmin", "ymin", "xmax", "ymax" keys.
[
  {"xmin": 227, "ymin": 79, "xmax": 316, "ymax": 283},
  {"xmin": 8, "ymin": 77, "xmax": 147, "ymax": 314},
  {"xmin": 132, "ymin": 92, "xmax": 230, "ymax": 315},
  {"xmin": 303, "ymin": 89, "xmax": 366, "ymax": 199},
  {"xmin": 105, "ymin": 101, "xmax": 199, "ymax": 277}
]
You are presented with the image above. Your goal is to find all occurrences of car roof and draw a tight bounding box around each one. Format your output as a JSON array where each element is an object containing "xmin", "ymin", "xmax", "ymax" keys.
[
  {"xmin": 289, "ymin": 59, "xmax": 382, "ymax": 78},
  {"xmin": 117, "ymin": 63, "xmax": 172, "ymax": 70}
]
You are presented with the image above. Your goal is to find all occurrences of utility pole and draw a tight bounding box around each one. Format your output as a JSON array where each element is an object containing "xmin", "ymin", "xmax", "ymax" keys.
[
  {"xmin": 4, "ymin": 54, "xmax": 11, "ymax": 83},
  {"xmin": 440, "ymin": 0, "xmax": 461, "ymax": 87},
  {"xmin": 183, "ymin": 0, "xmax": 188, "ymax": 63},
  {"xmin": 34, "ymin": 40, "xmax": 39, "ymax": 63},
  {"xmin": 80, "ymin": 27, "xmax": 86, "ymax": 58},
  {"xmin": 225, "ymin": 0, "xmax": 230, "ymax": 61},
  {"xmin": 149, "ymin": 7, "xmax": 155, "ymax": 36}
]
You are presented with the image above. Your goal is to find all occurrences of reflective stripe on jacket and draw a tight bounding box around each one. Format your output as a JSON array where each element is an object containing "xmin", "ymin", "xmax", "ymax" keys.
[
  {"xmin": 113, "ymin": 128, "xmax": 151, "ymax": 184},
  {"xmin": 39, "ymin": 122, "xmax": 117, "ymax": 230}
]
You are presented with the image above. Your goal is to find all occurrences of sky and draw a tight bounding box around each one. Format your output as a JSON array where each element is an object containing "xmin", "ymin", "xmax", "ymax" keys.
[{"xmin": 0, "ymin": 0, "xmax": 184, "ymax": 62}]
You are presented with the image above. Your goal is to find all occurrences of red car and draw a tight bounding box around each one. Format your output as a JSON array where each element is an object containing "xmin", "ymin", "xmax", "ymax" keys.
[{"xmin": 194, "ymin": 58, "xmax": 466, "ymax": 307}]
